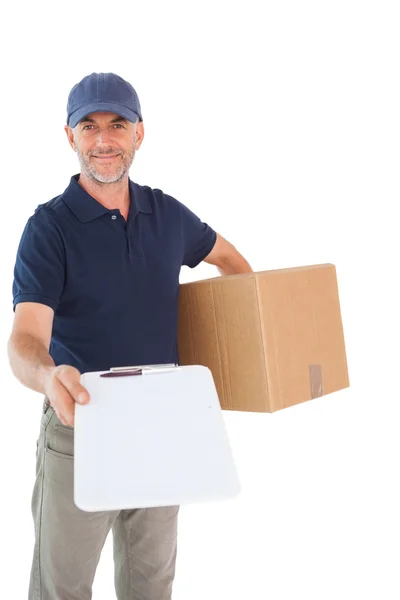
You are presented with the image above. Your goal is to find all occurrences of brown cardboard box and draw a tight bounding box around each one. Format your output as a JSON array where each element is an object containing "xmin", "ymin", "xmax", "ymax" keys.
[{"xmin": 177, "ymin": 264, "xmax": 349, "ymax": 412}]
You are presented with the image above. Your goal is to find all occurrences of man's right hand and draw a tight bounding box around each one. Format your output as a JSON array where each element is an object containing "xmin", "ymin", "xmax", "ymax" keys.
[{"xmin": 43, "ymin": 365, "xmax": 90, "ymax": 427}]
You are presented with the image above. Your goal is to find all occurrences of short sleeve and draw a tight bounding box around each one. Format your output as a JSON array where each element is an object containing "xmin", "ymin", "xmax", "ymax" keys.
[
  {"xmin": 179, "ymin": 201, "xmax": 217, "ymax": 268},
  {"xmin": 12, "ymin": 211, "xmax": 66, "ymax": 312}
]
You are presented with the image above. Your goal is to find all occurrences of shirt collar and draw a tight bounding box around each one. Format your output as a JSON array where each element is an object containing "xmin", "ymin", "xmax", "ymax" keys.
[{"xmin": 62, "ymin": 174, "xmax": 152, "ymax": 223}]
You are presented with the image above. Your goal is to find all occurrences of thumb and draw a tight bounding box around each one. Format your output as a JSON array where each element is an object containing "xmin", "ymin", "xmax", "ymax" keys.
[{"xmin": 77, "ymin": 389, "xmax": 90, "ymax": 404}]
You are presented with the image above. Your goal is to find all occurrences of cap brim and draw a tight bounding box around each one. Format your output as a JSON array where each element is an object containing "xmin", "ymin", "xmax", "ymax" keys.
[{"xmin": 68, "ymin": 102, "xmax": 141, "ymax": 128}]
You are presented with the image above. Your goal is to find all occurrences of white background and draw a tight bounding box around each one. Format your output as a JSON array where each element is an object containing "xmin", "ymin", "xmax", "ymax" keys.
[{"xmin": 0, "ymin": 1, "xmax": 399, "ymax": 598}]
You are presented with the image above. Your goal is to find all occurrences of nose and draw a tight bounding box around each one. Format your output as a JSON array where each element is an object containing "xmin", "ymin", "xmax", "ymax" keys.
[{"xmin": 95, "ymin": 128, "xmax": 114, "ymax": 144}]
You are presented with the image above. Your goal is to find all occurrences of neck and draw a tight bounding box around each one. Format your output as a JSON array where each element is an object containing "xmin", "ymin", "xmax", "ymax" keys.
[{"xmin": 78, "ymin": 173, "xmax": 130, "ymax": 213}]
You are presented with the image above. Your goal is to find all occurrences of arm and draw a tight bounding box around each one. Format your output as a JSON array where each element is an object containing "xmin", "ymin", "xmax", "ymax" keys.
[
  {"xmin": 7, "ymin": 302, "xmax": 56, "ymax": 394},
  {"xmin": 10, "ymin": 213, "xmax": 88, "ymax": 425},
  {"xmin": 203, "ymin": 233, "xmax": 253, "ymax": 276},
  {"xmin": 10, "ymin": 214, "xmax": 64, "ymax": 393},
  {"xmin": 174, "ymin": 195, "xmax": 252, "ymax": 274},
  {"xmin": 8, "ymin": 302, "xmax": 89, "ymax": 426}
]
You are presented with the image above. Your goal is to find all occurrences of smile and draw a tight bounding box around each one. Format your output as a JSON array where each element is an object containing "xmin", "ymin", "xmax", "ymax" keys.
[{"xmin": 92, "ymin": 155, "xmax": 120, "ymax": 161}]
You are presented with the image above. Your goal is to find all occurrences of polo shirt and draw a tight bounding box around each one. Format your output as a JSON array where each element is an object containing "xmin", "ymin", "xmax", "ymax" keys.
[{"xmin": 12, "ymin": 174, "xmax": 217, "ymax": 374}]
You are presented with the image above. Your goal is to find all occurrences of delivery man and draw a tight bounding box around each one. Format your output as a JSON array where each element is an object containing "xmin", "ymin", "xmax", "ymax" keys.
[{"xmin": 7, "ymin": 72, "xmax": 252, "ymax": 600}]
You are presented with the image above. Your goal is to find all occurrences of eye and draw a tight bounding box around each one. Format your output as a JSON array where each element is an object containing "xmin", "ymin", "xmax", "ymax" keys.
[
  {"xmin": 82, "ymin": 124, "xmax": 94, "ymax": 130},
  {"xmin": 113, "ymin": 124, "xmax": 125, "ymax": 129}
]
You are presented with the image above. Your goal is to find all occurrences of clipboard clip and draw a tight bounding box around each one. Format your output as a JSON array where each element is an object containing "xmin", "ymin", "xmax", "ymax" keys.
[{"xmin": 100, "ymin": 363, "xmax": 180, "ymax": 378}]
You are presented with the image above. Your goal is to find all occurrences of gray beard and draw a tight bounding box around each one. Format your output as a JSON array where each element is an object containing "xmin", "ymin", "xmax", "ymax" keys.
[{"xmin": 76, "ymin": 146, "xmax": 136, "ymax": 184}]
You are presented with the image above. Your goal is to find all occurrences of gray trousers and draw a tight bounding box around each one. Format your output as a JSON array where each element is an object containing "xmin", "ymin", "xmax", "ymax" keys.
[{"xmin": 29, "ymin": 397, "xmax": 180, "ymax": 600}]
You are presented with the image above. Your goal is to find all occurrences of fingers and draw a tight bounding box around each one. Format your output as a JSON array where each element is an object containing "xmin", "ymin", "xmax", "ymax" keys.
[
  {"xmin": 51, "ymin": 378, "xmax": 76, "ymax": 427},
  {"xmin": 48, "ymin": 365, "xmax": 90, "ymax": 428},
  {"xmin": 58, "ymin": 411, "xmax": 74, "ymax": 428},
  {"xmin": 57, "ymin": 365, "xmax": 90, "ymax": 406}
]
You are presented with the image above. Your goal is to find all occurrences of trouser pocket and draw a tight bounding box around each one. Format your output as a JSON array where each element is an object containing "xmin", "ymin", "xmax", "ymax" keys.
[{"xmin": 46, "ymin": 422, "xmax": 74, "ymax": 457}]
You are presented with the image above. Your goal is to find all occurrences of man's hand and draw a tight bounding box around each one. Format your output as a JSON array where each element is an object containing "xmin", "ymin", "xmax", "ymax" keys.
[{"xmin": 43, "ymin": 365, "xmax": 90, "ymax": 427}]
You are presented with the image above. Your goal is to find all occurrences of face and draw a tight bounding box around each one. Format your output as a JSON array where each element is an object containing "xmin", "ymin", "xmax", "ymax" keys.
[{"xmin": 65, "ymin": 112, "xmax": 144, "ymax": 184}]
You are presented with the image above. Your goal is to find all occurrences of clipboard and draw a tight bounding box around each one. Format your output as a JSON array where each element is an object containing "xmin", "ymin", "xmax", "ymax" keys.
[{"xmin": 74, "ymin": 365, "xmax": 241, "ymax": 511}]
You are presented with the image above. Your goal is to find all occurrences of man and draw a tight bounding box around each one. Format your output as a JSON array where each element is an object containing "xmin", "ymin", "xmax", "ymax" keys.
[{"xmin": 7, "ymin": 72, "xmax": 252, "ymax": 600}]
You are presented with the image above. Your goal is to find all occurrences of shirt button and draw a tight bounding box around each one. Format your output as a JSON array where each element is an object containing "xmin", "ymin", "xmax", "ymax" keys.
[{"xmin": 111, "ymin": 215, "xmax": 117, "ymax": 220}]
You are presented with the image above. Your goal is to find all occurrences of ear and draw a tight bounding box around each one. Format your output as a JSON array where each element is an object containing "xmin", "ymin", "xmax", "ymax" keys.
[
  {"xmin": 135, "ymin": 121, "xmax": 145, "ymax": 150},
  {"xmin": 64, "ymin": 125, "xmax": 77, "ymax": 151}
]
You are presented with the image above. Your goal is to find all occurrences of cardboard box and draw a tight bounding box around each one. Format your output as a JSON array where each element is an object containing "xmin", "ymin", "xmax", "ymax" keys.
[{"xmin": 177, "ymin": 264, "xmax": 349, "ymax": 412}]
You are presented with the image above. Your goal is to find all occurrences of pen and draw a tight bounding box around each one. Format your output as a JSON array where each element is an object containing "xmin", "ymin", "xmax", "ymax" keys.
[
  {"xmin": 100, "ymin": 370, "xmax": 142, "ymax": 378},
  {"xmin": 100, "ymin": 367, "xmax": 180, "ymax": 378},
  {"xmin": 110, "ymin": 363, "xmax": 176, "ymax": 372}
]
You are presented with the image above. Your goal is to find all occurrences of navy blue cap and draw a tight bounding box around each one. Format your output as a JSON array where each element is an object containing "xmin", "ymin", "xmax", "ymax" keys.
[{"xmin": 66, "ymin": 72, "xmax": 143, "ymax": 128}]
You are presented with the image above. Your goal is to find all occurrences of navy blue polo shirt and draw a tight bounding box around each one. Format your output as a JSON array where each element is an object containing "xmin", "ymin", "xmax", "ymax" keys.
[{"xmin": 12, "ymin": 174, "xmax": 217, "ymax": 373}]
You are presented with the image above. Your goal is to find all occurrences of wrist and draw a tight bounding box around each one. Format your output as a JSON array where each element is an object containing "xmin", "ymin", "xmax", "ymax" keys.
[{"xmin": 40, "ymin": 364, "xmax": 56, "ymax": 393}]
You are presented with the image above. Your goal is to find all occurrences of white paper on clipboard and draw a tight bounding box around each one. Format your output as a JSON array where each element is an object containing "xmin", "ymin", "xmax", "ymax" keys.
[{"xmin": 74, "ymin": 365, "xmax": 241, "ymax": 511}]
